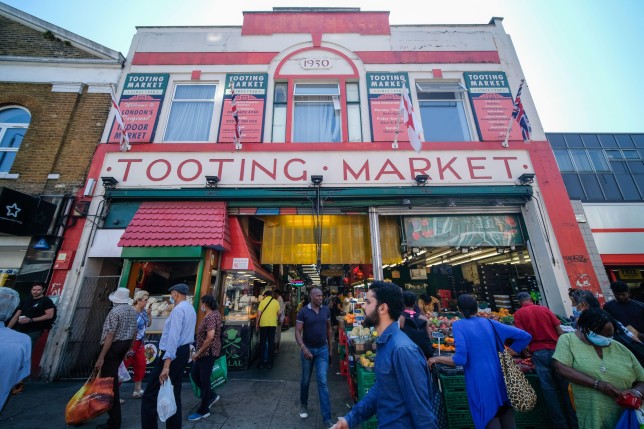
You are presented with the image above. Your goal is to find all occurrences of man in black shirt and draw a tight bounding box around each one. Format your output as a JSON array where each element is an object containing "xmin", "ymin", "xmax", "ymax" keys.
[
  {"xmin": 604, "ymin": 281, "xmax": 644, "ymax": 342},
  {"xmin": 8, "ymin": 284, "xmax": 56, "ymax": 344}
]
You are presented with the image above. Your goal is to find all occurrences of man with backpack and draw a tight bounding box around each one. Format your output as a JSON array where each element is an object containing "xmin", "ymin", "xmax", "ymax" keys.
[
  {"xmin": 399, "ymin": 291, "xmax": 433, "ymax": 359},
  {"xmin": 8, "ymin": 283, "xmax": 56, "ymax": 346}
]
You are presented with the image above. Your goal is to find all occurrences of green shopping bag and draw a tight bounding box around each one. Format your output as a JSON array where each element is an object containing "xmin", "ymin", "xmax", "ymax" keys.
[{"xmin": 191, "ymin": 355, "xmax": 228, "ymax": 398}]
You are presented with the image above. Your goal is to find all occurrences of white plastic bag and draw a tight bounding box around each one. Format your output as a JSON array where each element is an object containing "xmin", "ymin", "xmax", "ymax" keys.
[
  {"xmin": 157, "ymin": 380, "xmax": 177, "ymax": 422},
  {"xmin": 118, "ymin": 362, "xmax": 131, "ymax": 382}
]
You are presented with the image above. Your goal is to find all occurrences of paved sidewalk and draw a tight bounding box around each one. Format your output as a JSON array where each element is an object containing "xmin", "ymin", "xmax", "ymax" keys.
[{"xmin": 1, "ymin": 329, "xmax": 354, "ymax": 429}]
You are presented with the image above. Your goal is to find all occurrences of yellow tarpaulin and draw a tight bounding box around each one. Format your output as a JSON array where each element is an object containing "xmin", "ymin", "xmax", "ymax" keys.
[{"xmin": 260, "ymin": 215, "xmax": 400, "ymax": 265}]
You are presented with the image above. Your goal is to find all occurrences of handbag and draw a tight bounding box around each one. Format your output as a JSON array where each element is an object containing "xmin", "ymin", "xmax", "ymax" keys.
[
  {"xmin": 65, "ymin": 369, "xmax": 114, "ymax": 425},
  {"xmin": 118, "ymin": 362, "xmax": 131, "ymax": 383},
  {"xmin": 190, "ymin": 355, "xmax": 229, "ymax": 398},
  {"xmin": 488, "ymin": 320, "xmax": 537, "ymax": 412}
]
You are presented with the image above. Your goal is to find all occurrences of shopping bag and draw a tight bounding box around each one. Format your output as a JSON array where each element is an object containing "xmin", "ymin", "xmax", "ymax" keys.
[
  {"xmin": 614, "ymin": 408, "xmax": 639, "ymax": 429},
  {"xmin": 118, "ymin": 362, "xmax": 131, "ymax": 383},
  {"xmin": 65, "ymin": 370, "xmax": 114, "ymax": 425},
  {"xmin": 211, "ymin": 355, "xmax": 228, "ymax": 389},
  {"xmin": 157, "ymin": 380, "xmax": 177, "ymax": 422}
]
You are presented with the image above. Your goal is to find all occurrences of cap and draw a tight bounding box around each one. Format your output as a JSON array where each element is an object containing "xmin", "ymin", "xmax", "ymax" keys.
[
  {"xmin": 109, "ymin": 288, "xmax": 133, "ymax": 305},
  {"xmin": 517, "ymin": 292, "xmax": 532, "ymax": 301},
  {"xmin": 169, "ymin": 283, "xmax": 189, "ymax": 295}
]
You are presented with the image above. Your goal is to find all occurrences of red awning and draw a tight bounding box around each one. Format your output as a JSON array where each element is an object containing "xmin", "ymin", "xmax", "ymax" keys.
[
  {"xmin": 118, "ymin": 201, "xmax": 230, "ymax": 249},
  {"xmin": 220, "ymin": 217, "xmax": 275, "ymax": 283}
]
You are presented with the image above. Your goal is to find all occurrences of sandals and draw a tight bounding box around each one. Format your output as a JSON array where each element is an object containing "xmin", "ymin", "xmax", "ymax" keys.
[{"xmin": 132, "ymin": 390, "xmax": 144, "ymax": 398}]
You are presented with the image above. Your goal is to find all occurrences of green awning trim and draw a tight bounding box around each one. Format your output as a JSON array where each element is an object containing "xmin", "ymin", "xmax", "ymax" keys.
[
  {"xmin": 121, "ymin": 246, "xmax": 203, "ymax": 259},
  {"xmin": 106, "ymin": 185, "xmax": 533, "ymax": 209}
]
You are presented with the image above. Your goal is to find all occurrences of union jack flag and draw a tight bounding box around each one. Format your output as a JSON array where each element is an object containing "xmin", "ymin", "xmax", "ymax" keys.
[
  {"xmin": 512, "ymin": 81, "xmax": 532, "ymax": 141},
  {"xmin": 230, "ymin": 83, "xmax": 241, "ymax": 144},
  {"xmin": 110, "ymin": 88, "xmax": 130, "ymax": 152},
  {"xmin": 399, "ymin": 86, "xmax": 423, "ymax": 152}
]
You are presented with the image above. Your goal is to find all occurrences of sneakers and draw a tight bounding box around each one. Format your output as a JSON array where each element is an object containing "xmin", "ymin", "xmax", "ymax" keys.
[
  {"xmin": 299, "ymin": 406, "xmax": 308, "ymax": 419},
  {"xmin": 187, "ymin": 412, "xmax": 210, "ymax": 421},
  {"xmin": 208, "ymin": 394, "xmax": 221, "ymax": 409}
]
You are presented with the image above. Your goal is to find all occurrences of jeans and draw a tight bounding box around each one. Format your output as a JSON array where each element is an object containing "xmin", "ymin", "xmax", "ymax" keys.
[
  {"xmin": 102, "ymin": 339, "xmax": 131, "ymax": 428},
  {"xmin": 141, "ymin": 344, "xmax": 190, "ymax": 429},
  {"xmin": 531, "ymin": 349, "xmax": 578, "ymax": 429},
  {"xmin": 300, "ymin": 345, "xmax": 331, "ymax": 421},
  {"xmin": 258, "ymin": 326, "xmax": 276, "ymax": 365},
  {"xmin": 190, "ymin": 355, "xmax": 217, "ymax": 414}
]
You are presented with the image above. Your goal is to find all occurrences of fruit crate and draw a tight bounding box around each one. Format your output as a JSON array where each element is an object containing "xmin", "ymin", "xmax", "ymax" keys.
[
  {"xmin": 438, "ymin": 373, "xmax": 466, "ymax": 392},
  {"xmin": 446, "ymin": 410, "xmax": 474, "ymax": 429},
  {"xmin": 443, "ymin": 390, "xmax": 469, "ymax": 410},
  {"xmin": 338, "ymin": 344, "xmax": 346, "ymax": 360},
  {"xmin": 360, "ymin": 416, "xmax": 377, "ymax": 429},
  {"xmin": 357, "ymin": 364, "xmax": 376, "ymax": 389}
]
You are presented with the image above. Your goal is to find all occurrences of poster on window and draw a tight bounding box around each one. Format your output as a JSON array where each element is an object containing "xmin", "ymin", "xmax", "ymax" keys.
[
  {"xmin": 108, "ymin": 73, "xmax": 169, "ymax": 144},
  {"xmin": 463, "ymin": 72, "xmax": 523, "ymax": 142},
  {"xmin": 403, "ymin": 214, "xmax": 524, "ymax": 247},
  {"xmin": 218, "ymin": 73, "xmax": 268, "ymax": 143},
  {"xmin": 366, "ymin": 72, "xmax": 410, "ymax": 142}
]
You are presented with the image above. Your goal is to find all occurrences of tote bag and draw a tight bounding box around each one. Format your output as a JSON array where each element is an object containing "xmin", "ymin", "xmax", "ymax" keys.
[
  {"xmin": 65, "ymin": 370, "xmax": 114, "ymax": 425},
  {"xmin": 488, "ymin": 320, "xmax": 537, "ymax": 412}
]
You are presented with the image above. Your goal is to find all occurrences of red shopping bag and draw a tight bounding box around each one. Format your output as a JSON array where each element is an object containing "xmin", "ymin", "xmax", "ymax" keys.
[{"xmin": 65, "ymin": 370, "xmax": 114, "ymax": 425}]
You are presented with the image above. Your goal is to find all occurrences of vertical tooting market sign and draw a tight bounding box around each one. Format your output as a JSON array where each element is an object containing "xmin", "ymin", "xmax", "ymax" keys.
[
  {"xmin": 108, "ymin": 73, "xmax": 170, "ymax": 144},
  {"xmin": 463, "ymin": 72, "xmax": 523, "ymax": 142},
  {"xmin": 366, "ymin": 72, "xmax": 409, "ymax": 142},
  {"xmin": 218, "ymin": 73, "xmax": 268, "ymax": 143}
]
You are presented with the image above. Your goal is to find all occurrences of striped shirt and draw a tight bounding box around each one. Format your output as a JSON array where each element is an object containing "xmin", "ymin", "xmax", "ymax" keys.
[{"xmin": 100, "ymin": 303, "xmax": 138, "ymax": 344}]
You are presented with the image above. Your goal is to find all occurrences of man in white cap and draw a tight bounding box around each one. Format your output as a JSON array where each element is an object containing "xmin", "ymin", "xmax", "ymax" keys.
[
  {"xmin": 142, "ymin": 283, "xmax": 196, "ymax": 429},
  {"xmin": 0, "ymin": 287, "xmax": 31, "ymax": 414},
  {"xmin": 95, "ymin": 287, "xmax": 138, "ymax": 429}
]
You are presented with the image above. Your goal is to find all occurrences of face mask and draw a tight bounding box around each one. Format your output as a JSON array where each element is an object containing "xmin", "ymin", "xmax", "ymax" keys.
[
  {"xmin": 572, "ymin": 307, "xmax": 582, "ymax": 319},
  {"xmin": 169, "ymin": 295, "xmax": 175, "ymax": 304},
  {"xmin": 586, "ymin": 331, "xmax": 612, "ymax": 347},
  {"xmin": 201, "ymin": 306, "xmax": 206, "ymax": 312}
]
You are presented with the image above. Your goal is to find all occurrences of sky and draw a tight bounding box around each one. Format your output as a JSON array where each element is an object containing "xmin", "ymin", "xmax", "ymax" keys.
[{"xmin": 4, "ymin": 0, "xmax": 643, "ymax": 133}]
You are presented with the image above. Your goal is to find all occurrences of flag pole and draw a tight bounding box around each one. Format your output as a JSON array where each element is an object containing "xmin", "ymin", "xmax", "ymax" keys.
[
  {"xmin": 392, "ymin": 89, "xmax": 403, "ymax": 150},
  {"xmin": 502, "ymin": 79, "xmax": 525, "ymax": 148}
]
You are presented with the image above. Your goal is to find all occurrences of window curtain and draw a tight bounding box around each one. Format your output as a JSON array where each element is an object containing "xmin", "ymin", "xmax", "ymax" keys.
[
  {"xmin": 293, "ymin": 102, "xmax": 340, "ymax": 142},
  {"xmin": 164, "ymin": 85, "xmax": 215, "ymax": 141}
]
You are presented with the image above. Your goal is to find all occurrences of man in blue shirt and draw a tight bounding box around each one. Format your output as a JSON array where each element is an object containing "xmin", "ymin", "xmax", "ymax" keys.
[
  {"xmin": 0, "ymin": 287, "xmax": 31, "ymax": 415},
  {"xmin": 141, "ymin": 283, "xmax": 197, "ymax": 429},
  {"xmin": 333, "ymin": 281, "xmax": 437, "ymax": 429}
]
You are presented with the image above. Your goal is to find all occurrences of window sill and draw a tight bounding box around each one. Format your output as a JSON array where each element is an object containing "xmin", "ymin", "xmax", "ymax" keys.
[{"xmin": 0, "ymin": 173, "xmax": 19, "ymax": 179}]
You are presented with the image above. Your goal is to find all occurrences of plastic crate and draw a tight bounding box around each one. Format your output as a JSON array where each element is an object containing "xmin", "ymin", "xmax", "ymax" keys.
[
  {"xmin": 443, "ymin": 390, "xmax": 469, "ymax": 410},
  {"xmin": 340, "ymin": 359, "xmax": 349, "ymax": 377},
  {"xmin": 446, "ymin": 410, "xmax": 474, "ymax": 429},
  {"xmin": 357, "ymin": 365, "xmax": 376, "ymax": 389},
  {"xmin": 438, "ymin": 373, "xmax": 466, "ymax": 392},
  {"xmin": 360, "ymin": 417, "xmax": 377, "ymax": 429},
  {"xmin": 338, "ymin": 344, "xmax": 346, "ymax": 360}
]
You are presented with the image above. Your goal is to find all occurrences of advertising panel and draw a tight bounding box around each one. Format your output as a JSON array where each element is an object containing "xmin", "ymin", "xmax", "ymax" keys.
[
  {"xmin": 366, "ymin": 72, "xmax": 409, "ymax": 142},
  {"xmin": 218, "ymin": 73, "xmax": 268, "ymax": 143}
]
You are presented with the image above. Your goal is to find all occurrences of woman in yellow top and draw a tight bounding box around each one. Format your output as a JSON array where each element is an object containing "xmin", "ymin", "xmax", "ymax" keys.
[{"xmin": 255, "ymin": 290, "xmax": 282, "ymax": 369}]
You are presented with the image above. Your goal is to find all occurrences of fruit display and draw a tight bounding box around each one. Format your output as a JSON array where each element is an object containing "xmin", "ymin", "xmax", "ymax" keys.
[
  {"xmin": 344, "ymin": 313, "xmax": 357, "ymax": 324},
  {"xmin": 477, "ymin": 308, "xmax": 515, "ymax": 325},
  {"xmin": 359, "ymin": 350, "xmax": 376, "ymax": 369},
  {"xmin": 427, "ymin": 315, "xmax": 459, "ymax": 336}
]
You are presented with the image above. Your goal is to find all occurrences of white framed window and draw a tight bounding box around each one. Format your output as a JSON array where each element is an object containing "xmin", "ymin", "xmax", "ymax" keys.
[
  {"xmin": 346, "ymin": 82, "xmax": 362, "ymax": 142},
  {"xmin": 272, "ymin": 82, "xmax": 288, "ymax": 142},
  {"xmin": 0, "ymin": 106, "xmax": 30, "ymax": 173},
  {"xmin": 416, "ymin": 82, "xmax": 471, "ymax": 142},
  {"xmin": 293, "ymin": 83, "xmax": 341, "ymax": 143},
  {"xmin": 164, "ymin": 84, "xmax": 217, "ymax": 141}
]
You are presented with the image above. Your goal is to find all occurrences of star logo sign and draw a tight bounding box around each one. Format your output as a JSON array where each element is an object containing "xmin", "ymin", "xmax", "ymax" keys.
[{"xmin": 6, "ymin": 203, "xmax": 21, "ymax": 218}]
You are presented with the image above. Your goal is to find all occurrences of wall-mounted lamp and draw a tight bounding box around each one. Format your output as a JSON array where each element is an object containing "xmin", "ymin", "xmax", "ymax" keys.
[
  {"xmin": 311, "ymin": 175, "xmax": 324, "ymax": 185},
  {"xmin": 100, "ymin": 176, "xmax": 118, "ymax": 189},
  {"xmin": 447, "ymin": 198, "xmax": 457, "ymax": 207},
  {"xmin": 401, "ymin": 198, "xmax": 412, "ymax": 209},
  {"xmin": 518, "ymin": 173, "xmax": 535, "ymax": 185},
  {"xmin": 205, "ymin": 175, "xmax": 220, "ymax": 187},
  {"xmin": 414, "ymin": 174, "xmax": 429, "ymax": 186},
  {"xmin": 493, "ymin": 199, "xmax": 505, "ymax": 206}
]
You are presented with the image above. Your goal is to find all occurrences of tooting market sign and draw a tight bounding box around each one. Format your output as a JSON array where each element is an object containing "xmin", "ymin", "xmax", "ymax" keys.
[{"xmin": 99, "ymin": 151, "xmax": 534, "ymax": 188}]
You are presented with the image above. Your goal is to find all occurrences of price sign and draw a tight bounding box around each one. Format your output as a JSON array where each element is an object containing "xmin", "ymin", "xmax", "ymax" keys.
[{"xmin": 432, "ymin": 332, "xmax": 445, "ymax": 339}]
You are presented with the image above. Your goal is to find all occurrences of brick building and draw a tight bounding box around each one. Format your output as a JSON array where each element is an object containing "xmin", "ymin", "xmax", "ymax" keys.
[{"xmin": 0, "ymin": 2, "xmax": 123, "ymax": 374}]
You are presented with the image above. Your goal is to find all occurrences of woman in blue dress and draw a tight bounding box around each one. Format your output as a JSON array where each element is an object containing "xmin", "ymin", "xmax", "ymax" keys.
[{"xmin": 428, "ymin": 294, "xmax": 532, "ymax": 429}]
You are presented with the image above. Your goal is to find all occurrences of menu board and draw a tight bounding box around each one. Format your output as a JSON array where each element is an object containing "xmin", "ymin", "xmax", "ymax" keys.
[
  {"xmin": 463, "ymin": 72, "xmax": 522, "ymax": 142},
  {"xmin": 218, "ymin": 73, "xmax": 268, "ymax": 143},
  {"xmin": 366, "ymin": 72, "xmax": 409, "ymax": 142}
]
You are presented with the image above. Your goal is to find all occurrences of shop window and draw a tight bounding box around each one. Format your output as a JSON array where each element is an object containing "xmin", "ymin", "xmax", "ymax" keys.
[
  {"xmin": 271, "ymin": 82, "xmax": 287, "ymax": 142},
  {"xmin": 0, "ymin": 106, "xmax": 31, "ymax": 173},
  {"xmin": 588, "ymin": 150, "xmax": 611, "ymax": 172},
  {"xmin": 579, "ymin": 175, "xmax": 605, "ymax": 201},
  {"xmin": 554, "ymin": 149, "xmax": 574, "ymax": 172},
  {"xmin": 346, "ymin": 82, "xmax": 362, "ymax": 142},
  {"xmin": 570, "ymin": 149, "xmax": 593, "ymax": 172},
  {"xmin": 599, "ymin": 174, "xmax": 622, "ymax": 201},
  {"xmin": 293, "ymin": 83, "xmax": 341, "ymax": 142},
  {"xmin": 416, "ymin": 82, "xmax": 471, "ymax": 142},
  {"xmin": 164, "ymin": 84, "xmax": 216, "ymax": 141}
]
